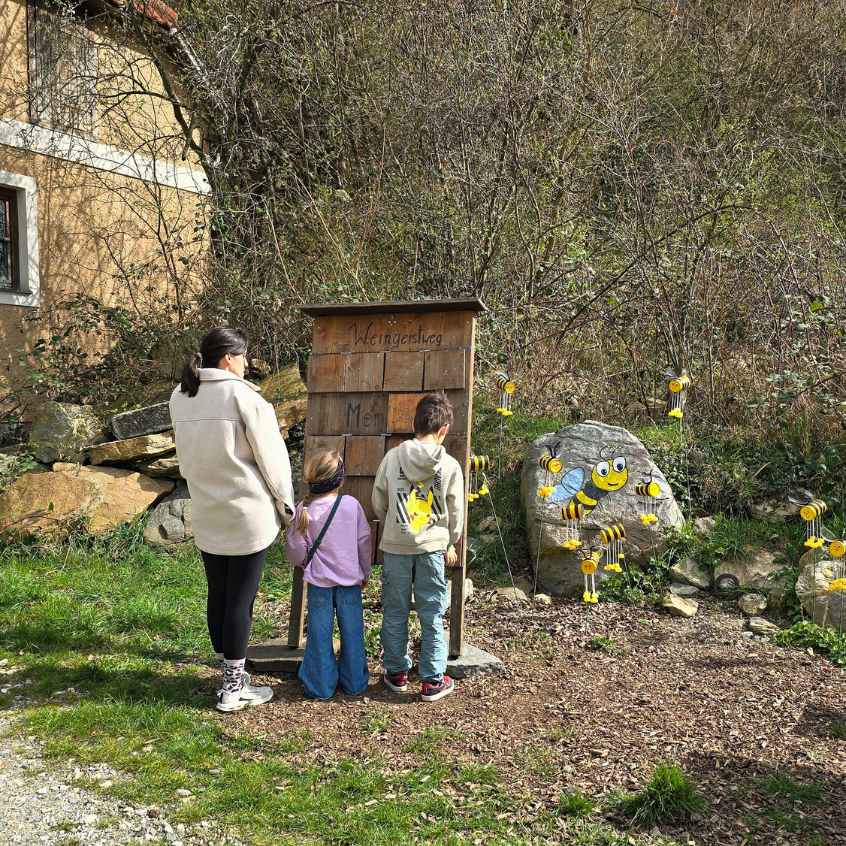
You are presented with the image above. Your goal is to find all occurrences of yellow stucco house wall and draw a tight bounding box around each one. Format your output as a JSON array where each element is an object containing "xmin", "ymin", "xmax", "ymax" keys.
[{"xmin": 0, "ymin": 0, "xmax": 207, "ymax": 401}]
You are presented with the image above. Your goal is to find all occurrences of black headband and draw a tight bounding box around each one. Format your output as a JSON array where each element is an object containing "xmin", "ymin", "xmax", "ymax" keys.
[{"xmin": 309, "ymin": 459, "xmax": 346, "ymax": 495}]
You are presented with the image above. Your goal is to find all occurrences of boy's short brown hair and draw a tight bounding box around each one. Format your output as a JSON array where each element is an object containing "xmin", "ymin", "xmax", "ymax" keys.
[{"xmin": 414, "ymin": 391, "xmax": 454, "ymax": 435}]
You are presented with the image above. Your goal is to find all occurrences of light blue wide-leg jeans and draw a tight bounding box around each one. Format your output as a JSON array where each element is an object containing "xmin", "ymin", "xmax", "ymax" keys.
[
  {"xmin": 381, "ymin": 551, "xmax": 449, "ymax": 682},
  {"xmin": 299, "ymin": 584, "xmax": 369, "ymax": 700}
]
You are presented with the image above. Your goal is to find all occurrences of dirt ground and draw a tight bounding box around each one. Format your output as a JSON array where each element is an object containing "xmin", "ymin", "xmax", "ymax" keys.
[{"xmin": 225, "ymin": 593, "xmax": 846, "ymax": 846}]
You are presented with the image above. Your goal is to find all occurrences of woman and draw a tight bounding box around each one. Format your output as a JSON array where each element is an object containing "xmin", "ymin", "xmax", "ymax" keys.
[{"xmin": 170, "ymin": 327, "xmax": 295, "ymax": 712}]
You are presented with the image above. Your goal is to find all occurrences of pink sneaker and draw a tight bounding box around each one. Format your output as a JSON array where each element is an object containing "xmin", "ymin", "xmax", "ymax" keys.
[
  {"xmin": 383, "ymin": 671, "xmax": 409, "ymax": 693},
  {"xmin": 421, "ymin": 675, "xmax": 455, "ymax": 702}
]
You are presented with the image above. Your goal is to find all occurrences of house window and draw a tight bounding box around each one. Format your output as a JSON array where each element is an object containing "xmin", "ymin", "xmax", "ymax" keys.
[
  {"xmin": 28, "ymin": 1, "xmax": 98, "ymax": 137},
  {"xmin": 0, "ymin": 173, "xmax": 40, "ymax": 308},
  {"xmin": 0, "ymin": 190, "xmax": 18, "ymax": 291}
]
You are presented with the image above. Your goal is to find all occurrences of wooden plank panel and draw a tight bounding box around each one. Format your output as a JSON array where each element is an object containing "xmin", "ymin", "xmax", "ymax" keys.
[
  {"xmin": 305, "ymin": 393, "xmax": 387, "ymax": 436},
  {"xmin": 307, "ymin": 353, "xmax": 346, "ymax": 392},
  {"xmin": 445, "ymin": 390, "xmax": 469, "ymax": 434},
  {"xmin": 344, "ymin": 352, "xmax": 385, "ymax": 392},
  {"xmin": 387, "ymin": 393, "xmax": 425, "ymax": 433},
  {"xmin": 304, "ymin": 394, "xmax": 346, "ymax": 435},
  {"xmin": 344, "ymin": 393, "xmax": 388, "ymax": 435},
  {"xmin": 344, "ymin": 475, "xmax": 377, "ymax": 522},
  {"xmin": 386, "ymin": 392, "xmax": 469, "ymax": 435},
  {"xmin": 303, "ymin": 435, "xmax": 346, "ymax": 460},
  {"xmin": 424, "ymin": 350, "xmax": 466, "ymax": 391},
  {"xmin": 312, "ymin": 311, "xmax": 475, "ymax": 354},
  {"xmin": 384, "ymin": 351, "xmax": 425, "ymax": 391},
  {"xmin": 346, "ymin": 436, "xmax": 386, "ymax": 476}
]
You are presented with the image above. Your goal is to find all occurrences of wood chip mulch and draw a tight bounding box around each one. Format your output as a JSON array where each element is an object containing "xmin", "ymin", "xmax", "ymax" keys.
[{"xmin": 222, "ymin": 593, "xmax": 846, "ymax": 845}]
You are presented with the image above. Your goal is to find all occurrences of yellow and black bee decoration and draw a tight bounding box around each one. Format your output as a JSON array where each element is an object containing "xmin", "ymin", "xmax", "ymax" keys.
[
  {"xmin": 579, "ymin": 546, "xmax": 602, "ymax": 604},
  {"xmin": 559, "ymin": 500, "xmax": 585, "ymax": 551},
  {"xmin": 666, "ymin": 370, "xmax": 691, "ymax": 419},
  {"xmin": 800, "ymin": 498, "xmax": 827, "ymax": 549},
  {"xmin": 597, "ymin": 523, "xmax": 626, "ymax": 574},
  {"xmin": 635, "ymin": 478, "xmax": 662, "ymax": 527},
  {"xmin": 548, "ymin": 452, "xmax": 630, "ymax": 516},
  {"xmin": 828, "ymin": 539, "xmax": 846, "ymax": 559},
  {"xmin": 495, "ymin": 371, "xmax": 517, "ymax": 417},
  {"xmin": 537, "ymin": 447, "xmax": 563, "ymax": 499},
  {"xmin": 468, "ymin": 454, "xmax": 490, "ymax": 504}
]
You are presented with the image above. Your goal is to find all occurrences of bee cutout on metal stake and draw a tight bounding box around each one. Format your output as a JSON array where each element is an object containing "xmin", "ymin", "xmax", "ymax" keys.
[
  {"xmin": 533, "ymin": 445, "xmax": 563, "ymax": 597},
  {"xmin": 666, "ymin": 371, "xmax": 691, "ymax": 420},
  {"xmin": 493, "ymin": 371, "xmax": 516, "ymax": 480},
  {"xmin": 468, "ymin": 454, "xmax": 490, "ymax": 505},
  {"xmin": 579, "ymin": 546, "xmax": 602, "ymax": 604},
  {"xmin": 828, "ymin": 539, "xmax": 846, "ymax": 560},
  {"xmin": 537, "ymin": 449, "xmax": 563, "ymax": 499},
  {"xmin": 597, "ymin": 523, "xmax": 626, "ymax": 574},
  {"xmin": 635, "ymin": 477, "xmax": 662, "ymax": 527},
  {"xmin": 495, "ymin": 372, "xmax": 517, "ymax": 417},
  {"xmin": 560, "ymin": 501, "xmax": 585, "ymax": 551},
  {"xmin": 800, "ymin": 499, "xmax": 827, "ymax": 549}
]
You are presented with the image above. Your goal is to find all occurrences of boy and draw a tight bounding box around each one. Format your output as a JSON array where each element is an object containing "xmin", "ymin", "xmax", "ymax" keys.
[{"xmin": 372, "ymin": 391, "xmax": 465, "ymax": 702}]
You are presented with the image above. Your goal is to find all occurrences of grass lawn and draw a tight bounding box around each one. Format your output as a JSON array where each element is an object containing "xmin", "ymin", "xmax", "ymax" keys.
[
  {"xmin": 2, "ymin": 406, "xmax": 844, "ymax": 845},
  {"xmin": 0, "ymin": 524, "xmax": 689, "ymax": 846}
]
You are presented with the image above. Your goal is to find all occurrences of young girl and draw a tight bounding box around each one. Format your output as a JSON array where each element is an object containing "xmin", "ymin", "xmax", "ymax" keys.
[{"xmin": 285, "ymin": 450, "xmax": 372, "ymax": 700}]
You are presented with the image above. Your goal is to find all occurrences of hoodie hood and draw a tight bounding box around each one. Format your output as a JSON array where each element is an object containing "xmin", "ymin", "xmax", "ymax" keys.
[{"xmin": 397, "ymin": 439, "xmax": 444, "ymax": 483}]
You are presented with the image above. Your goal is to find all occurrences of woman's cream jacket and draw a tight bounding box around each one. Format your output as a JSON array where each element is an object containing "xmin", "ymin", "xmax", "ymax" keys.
[{"xmin": 170, "ymin": 368, "xmax": 295, "ymax": 555}]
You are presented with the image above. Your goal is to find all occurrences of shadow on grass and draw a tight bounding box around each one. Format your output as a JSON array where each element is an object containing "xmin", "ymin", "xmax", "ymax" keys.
[{"xmin": 683, "ymin": 751, "xmax": 846, "ymax": 845}]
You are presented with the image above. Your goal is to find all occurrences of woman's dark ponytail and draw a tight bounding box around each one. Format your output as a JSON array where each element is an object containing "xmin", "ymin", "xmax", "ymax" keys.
[
  {"xmin": 179, "ymin": 328, "xmax": 248, "ymax": 397},
  {"xmin": 180, "ymin": 352, "xmax": 203, "ymax": 397}
]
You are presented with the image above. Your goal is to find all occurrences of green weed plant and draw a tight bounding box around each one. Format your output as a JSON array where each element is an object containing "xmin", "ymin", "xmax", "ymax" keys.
[{"xmin": 617, "ymin": 763, "xmax": 705, "ymax": 827}]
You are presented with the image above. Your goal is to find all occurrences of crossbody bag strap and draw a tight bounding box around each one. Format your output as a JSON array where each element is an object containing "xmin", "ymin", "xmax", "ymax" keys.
[{"xmin": 305, "ymin": 495, "xmax": 343, "ymax": 566}]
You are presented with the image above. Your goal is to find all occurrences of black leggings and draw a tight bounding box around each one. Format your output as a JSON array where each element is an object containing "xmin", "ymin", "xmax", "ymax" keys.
[{"xmin": 200, "ymin": 546, "xmax": 269, "ymax": 660}]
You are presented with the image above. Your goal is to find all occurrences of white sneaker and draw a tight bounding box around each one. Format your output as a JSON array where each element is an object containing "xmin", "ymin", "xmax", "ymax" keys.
[{"xmin": 216, "ymin": 680, "xmax": 273, "ymax": 712}]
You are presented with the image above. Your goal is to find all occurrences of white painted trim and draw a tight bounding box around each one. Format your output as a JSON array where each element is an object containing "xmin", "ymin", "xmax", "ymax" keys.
[
  {"xmin": 0, "ymin": 170, "xmax": 40, "ymax": 308},
  {"xmin": 0, "ymin": 117, "xmax": 209, "ymax": 195}
]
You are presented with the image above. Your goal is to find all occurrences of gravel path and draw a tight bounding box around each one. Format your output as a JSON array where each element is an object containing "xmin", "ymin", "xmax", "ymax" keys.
[{"xmin": 0, "ymin": 715, "xmax": 233, "ymax": 846}]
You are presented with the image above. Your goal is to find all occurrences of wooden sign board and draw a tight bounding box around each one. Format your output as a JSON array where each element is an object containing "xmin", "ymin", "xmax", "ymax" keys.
[{"xmin": 290, "ymin": 298, "xmax": 485, "ymax": 659}]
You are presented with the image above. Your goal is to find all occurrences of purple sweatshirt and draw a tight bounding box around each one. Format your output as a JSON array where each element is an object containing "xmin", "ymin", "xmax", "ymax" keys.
[{"xmin": 284, "ymin": 494, "xmax": 372, "ymax": 587}]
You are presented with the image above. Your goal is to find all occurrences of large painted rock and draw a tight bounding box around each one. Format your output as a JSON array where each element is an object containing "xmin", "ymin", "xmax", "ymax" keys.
[
  {"xmin": 144, "ymin": 485, "xmax": 192, "ymax": 546},
  {"xmin": 521, "ymin": 421, "xmax": 684, "ymax": 597},
  {"xmin": 0, "ymin": 465, "xmax": 173, "ymax": 537},
  {"xmin": 795, "ymin": 551, "xmax": 846, "ymax": 630},
  {"xmin": 28, "ymin": 402, "xmax": 102, "ymax": 464}
]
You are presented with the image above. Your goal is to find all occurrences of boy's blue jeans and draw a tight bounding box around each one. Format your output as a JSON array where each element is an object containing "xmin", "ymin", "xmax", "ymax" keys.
[
  {"xmin": 299, "ymin": 583, "xmax": 369, "ymax": 700},
  {"xmin": 381, "ymin": 551, "xmax": 448, "ymax": 682}
]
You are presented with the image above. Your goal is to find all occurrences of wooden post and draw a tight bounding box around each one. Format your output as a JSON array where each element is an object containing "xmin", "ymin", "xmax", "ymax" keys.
[{"xmin": 287, "ymin": 567, "xmax": 306, "ymax": 649}]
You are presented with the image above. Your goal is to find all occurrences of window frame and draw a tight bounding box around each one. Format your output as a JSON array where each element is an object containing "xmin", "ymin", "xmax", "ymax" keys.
[
  {"xmin": 0, "ymin": 187, "xmax": 19, "ymax": 291},
  {"xmin": 0, "ymin": 173, "xmax": 40, "ymax": 308},
  {"xmin": 27, "ymin": 0, "xmax": 99, "ymax": 139}
]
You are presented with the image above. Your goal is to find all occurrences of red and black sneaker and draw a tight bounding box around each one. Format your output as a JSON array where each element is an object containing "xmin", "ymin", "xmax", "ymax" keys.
[
  {"xmin": 421, "ymin": 675, "xmax": 455, "ymax": 702},
  {"xmin": 383, "ymin": 671, "xmax": 409, "ymax": 693}
]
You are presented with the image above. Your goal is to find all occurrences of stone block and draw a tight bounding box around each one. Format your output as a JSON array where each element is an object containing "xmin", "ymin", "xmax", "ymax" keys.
[
  {"xmin": 446, "ymin": 643, "xmax": 504, "ymax": 679},
  {"xmin": 89, "ymin": 433, "xmax": 175, "ymax": 466},
  {"xmin": 111, "ymin": 403, "xmax": 172, "ymax": 440}
]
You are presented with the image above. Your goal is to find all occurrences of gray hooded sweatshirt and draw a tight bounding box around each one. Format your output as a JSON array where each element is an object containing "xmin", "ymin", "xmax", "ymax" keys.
[{"xmin": 372, "ymin": 439, "xmax": 465, "ymax": 555}]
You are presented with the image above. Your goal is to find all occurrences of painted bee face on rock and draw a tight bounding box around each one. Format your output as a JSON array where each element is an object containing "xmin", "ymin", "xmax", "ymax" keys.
[{"xmin": 592, "ymin": 456, "xmax": 628, "ymax": 491}]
